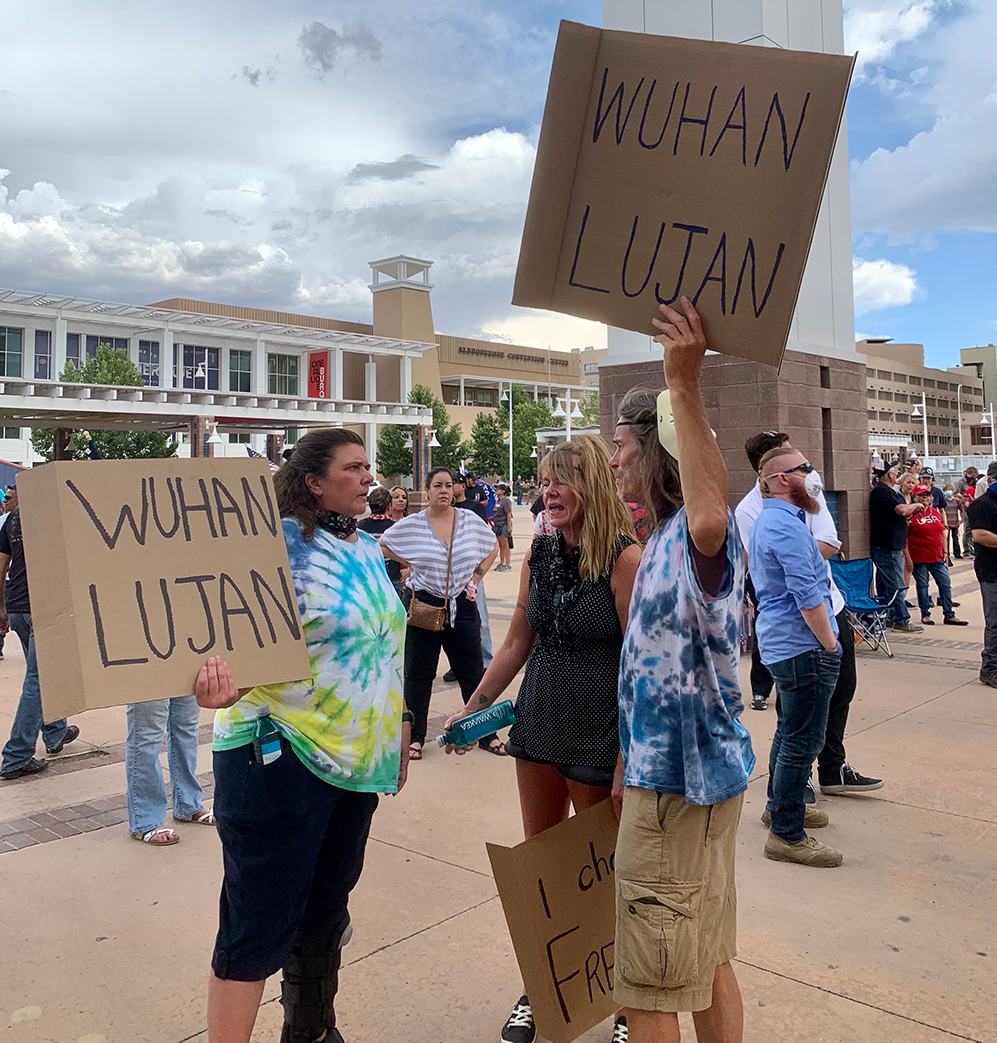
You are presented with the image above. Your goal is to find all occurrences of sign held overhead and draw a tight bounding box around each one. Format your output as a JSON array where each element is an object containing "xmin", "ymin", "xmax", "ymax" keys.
[
  {"xmin": 18, "ymin": 458, "xmax": 311, "ymax": 723},
  {"xmin": 513, "ymin": 21, "xmax": 855, "ymax": 368}
]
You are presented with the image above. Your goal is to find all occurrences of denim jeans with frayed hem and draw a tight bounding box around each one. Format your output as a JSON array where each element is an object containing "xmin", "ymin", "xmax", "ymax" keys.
[
  {"xmin": 766, "ymin": 648, "xmax": 840, "ymax": 843},
  {"xmin": 871, "ymin": 546, "xmax": 910, "ymax": 622},
  {"xmin": 1, "ymin": 612, "xmax": 68, "ymax": 773},
  {"xmin": 126, "ymin": 695, "xmax": 203, "ymax": 836},
  {"xmin": 913, "ymin": 560, "xmax": 954, "ymax": 618}
]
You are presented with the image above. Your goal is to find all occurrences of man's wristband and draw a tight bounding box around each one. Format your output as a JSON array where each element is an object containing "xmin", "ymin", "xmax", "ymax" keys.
[{"xmin": 401, "ymin": 711, "xmax": 414, "ymax": 725}]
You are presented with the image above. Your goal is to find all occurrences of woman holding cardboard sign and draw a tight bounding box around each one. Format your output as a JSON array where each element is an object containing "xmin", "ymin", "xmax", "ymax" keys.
[
  {"xmin": 442, "ymin": 436, "xmax": 641, "ymax": 1043},
  {"xmin": 195, "ymin": 428, "xmax": 410, "ymax": 1043}
]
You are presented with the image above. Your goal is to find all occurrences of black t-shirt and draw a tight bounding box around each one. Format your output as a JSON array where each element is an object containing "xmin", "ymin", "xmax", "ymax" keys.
[
  {"xmin": 0, "ymin": 509, "xmax": 30, "ymax": 613},
  {"xmin": 358, "ymin": 516, "xmax": 401, "ymax": 584},
  {"xmin": 455, "ymin": 498, "xmax": 488, "ymax": 523},
  {"xmin": 869, "ymin": 483, "xmax": 907, "ymax": 551},
  {"xmin": 967, "ymin": 490, "xmax": 997, "ymax": 583},
  {"xmin": 930, "ymin": 486, "xmax": 945, "ymax": 511},
  {"xmin": 464, "ymin": 483, "xmax": 488, "ymax": 504}
]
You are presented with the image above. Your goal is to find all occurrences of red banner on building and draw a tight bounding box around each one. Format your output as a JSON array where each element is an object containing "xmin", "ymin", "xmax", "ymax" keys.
[{"xmin": 308, "ymin": 351, "xmax": 329, "ymax": 399}]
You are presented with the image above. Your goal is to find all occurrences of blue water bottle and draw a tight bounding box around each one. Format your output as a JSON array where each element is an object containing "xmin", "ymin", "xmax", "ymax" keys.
[{"xmin": 436, "ymin": 700, "xmax": 517, "ymax": 747}]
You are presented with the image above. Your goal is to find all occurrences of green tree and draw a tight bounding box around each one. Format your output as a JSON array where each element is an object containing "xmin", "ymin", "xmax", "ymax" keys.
[
  {"xmin": 30, "ymin": 343, "xmax": 178, "ymax": 461},
  {"xmin": 468, "ymin": 410, "xmax": 506, "ymax": 478},
  {"xmin": 376, "ymin": 424, "xmax": 412, "ymax": 481},
  {"xmin": 579, "ymin": 390, "xmax": 601, "ymax": 427},
  {"xmin": 409, "ymin": 384, "xmax": 467, "ymax": 471},
  {"xmin": 511, "ymin": 390, "xmax": 556, "ymax": 479}
]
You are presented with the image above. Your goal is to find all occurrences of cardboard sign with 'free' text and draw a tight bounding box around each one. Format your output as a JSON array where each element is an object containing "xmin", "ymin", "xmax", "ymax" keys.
[
  {"xmin": 513, "ymin": 21, "xmax": 855, "ymax": 368},
  {"xmin": 19, "ymin": 459, "xmax": 311, "ymax": 723},
  {"xmin": 487, "ymin": 799, "xmax": 620, "ymax": 1043}
]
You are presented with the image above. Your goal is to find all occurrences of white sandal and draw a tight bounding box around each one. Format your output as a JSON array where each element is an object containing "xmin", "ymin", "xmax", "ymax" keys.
[
  {"xmin": 135, "ymin": 827, "xmax": 179, "ymax": 845},
  {"xmin": 174, "ymin": 807, "xmax": 215, "ymax": 825}
]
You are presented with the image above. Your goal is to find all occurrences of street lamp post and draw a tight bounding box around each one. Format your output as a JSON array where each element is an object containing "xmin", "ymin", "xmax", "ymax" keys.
[
  {"xmin": 981, "ymin": 403, "xmax": 996, "ymax": 462},
  {"xmin": 911, "ymin": 392, "xmax": 929, "ymax": 464},
  {"xmin": 552, "ymin": 390, "xmax": 584, "ymax": 441},
  {"xmin": 501, "ymin": 382, "xmax": 513, "ymax": 483}
]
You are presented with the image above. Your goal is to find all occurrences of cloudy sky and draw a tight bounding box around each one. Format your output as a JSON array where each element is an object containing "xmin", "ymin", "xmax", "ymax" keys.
[{"xmin": 0, "ymin": 1, "xmax": 993, "ymax": 368}]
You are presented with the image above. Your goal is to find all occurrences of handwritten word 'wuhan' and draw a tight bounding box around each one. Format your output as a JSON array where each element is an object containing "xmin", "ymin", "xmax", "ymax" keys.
[
  {"xmin": 568, "ymin": 70, "xmax": 816, "ymax": 315},
  {"xmin": 68, "ymin": 474, "xmax": 302, "ymax": 667}
]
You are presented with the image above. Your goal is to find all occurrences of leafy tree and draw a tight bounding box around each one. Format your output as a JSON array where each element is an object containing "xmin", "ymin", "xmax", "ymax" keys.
[
  {"xmin": 579, "ymin": 390, "xmax": 601, "ymax": 427},
  {"xmin": 376, "ymin": 424, "xmax": 412, "ymax": 481},
  {"xmin": 30, "ymin": 343, "xmax": 178, "ymax": 461},
  {"xmin": 511, "ymin": 390, "xmax": 556, "ymax": 479},
  {"xmin": 409, "ymin": 383, "xmax": 467, "ymax": 471},
  {"xmin": 468, "ymin": 410, "xmax": 507, "ymax": 478}
]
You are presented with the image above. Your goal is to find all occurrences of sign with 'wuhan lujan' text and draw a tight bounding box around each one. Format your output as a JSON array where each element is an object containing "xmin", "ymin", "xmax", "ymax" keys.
[
  {"xmin": 513, "ymin": 21, "xmax": 855, "ymax": 369},
  {"xmin": 18, "ymin": 459, "xmax": 311, "ymax": 723}
]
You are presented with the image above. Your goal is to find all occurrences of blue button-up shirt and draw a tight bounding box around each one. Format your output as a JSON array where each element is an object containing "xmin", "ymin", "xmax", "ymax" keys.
[{"xmin": 748, "ymin": 499, "xmax": 839, "ymax": 665}]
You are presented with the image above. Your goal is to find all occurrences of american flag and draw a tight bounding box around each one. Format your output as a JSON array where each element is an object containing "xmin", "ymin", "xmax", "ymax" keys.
[{"xmin": 247, "ymin": 445, "xmax": 280, "ymax": 474}]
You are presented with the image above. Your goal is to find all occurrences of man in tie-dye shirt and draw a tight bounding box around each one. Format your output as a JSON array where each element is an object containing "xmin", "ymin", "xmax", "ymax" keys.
[{"xmin": 608, "ymin": 298, "xmax": 754, "ymax": 1041}]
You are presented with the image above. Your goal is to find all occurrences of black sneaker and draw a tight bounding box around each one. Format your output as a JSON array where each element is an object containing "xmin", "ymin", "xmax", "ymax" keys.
[
  {"xmin": 501, "ymin": 996, "xmax": 536, "ymax": 1043},
  {"xmin": 45, "ymin": 724, "xmax": 80, "ymax": 755},
  {"xmin": 750, "ymin": 693, "xmax": 769, "ymax": 711},
  {"xmin": 980, "ymin": 671, "xmax": 997, "ymax": 689},
  {"xmin": 612, "ymin": 1015, "xmax": 628, "ymax": 1042},
  {"xmin": 0, "ymin": 756, "xmax": 48, "ymax": 780},
  {"xmin": 442, "ymin": 670, "xmax": 457, "ymax": 683},
  {"xmin": 820, "ymin": 763, "xmax": 884, "ymax": 794},
  {"xmin": 804, "ymin": 775, "xmax": 818, "ymax": 806}
]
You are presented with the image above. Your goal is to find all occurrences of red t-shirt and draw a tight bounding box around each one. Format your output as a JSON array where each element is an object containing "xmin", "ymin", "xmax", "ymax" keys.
[{"xmin": 906, "ymin": 507, "xmax": 946, "ymax": 563}]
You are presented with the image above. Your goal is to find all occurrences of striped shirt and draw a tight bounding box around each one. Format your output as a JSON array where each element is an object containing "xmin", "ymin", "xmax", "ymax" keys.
[{"xmin": 382, "ymin": 508, "xmax": 496, "ymax": 620}]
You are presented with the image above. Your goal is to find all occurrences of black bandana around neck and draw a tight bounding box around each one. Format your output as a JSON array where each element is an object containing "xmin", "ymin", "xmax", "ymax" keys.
[{"xmin": 317, "ymin": 511, "xmax": 358, "ymax": 540}]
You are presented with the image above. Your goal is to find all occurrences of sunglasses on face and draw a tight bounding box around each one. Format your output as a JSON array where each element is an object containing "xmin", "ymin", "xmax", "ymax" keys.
[{"xmin": 762, "ymin": 461, "xmax": 814, "ymax": 481}]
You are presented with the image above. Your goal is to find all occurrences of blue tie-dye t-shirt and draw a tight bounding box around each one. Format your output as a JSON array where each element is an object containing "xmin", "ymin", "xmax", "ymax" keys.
[{"xmin": 618, "ymin": 507, "xmax": 755, "ymax": 806}]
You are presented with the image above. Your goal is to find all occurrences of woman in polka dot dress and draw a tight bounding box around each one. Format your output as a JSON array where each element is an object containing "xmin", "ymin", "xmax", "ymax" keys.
[{"xmin": 443, "ymin": 435, "xmax": 641, "ymax": 1043}]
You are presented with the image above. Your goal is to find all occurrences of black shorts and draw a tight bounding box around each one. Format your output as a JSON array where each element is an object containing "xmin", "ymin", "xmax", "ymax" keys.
[
  {"xmin": 504, "ymin": 740, "xmax": 616, "ymax": 788},
  {"xmin": 211, "ymin": 741, "xmax": 378, "ymax": 981}
]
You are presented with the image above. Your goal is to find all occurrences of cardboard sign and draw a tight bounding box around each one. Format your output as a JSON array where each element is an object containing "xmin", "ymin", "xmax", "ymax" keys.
[
  {"xmin": 513, "ymin": 21, "xmax": 855, "ymax": 367},
  {"xmin": 18, "ymin": 459, "xmax": 311, "ymax": 723},
  {"xmin": 487, "ymin": 799, "xmax": 619, "ymax": 1043}
]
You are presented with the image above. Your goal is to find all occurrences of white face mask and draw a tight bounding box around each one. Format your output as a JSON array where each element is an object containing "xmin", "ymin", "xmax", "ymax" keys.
[{"xmin": 804, "ymin": 470, "xmax": 824, "ymax": 497}]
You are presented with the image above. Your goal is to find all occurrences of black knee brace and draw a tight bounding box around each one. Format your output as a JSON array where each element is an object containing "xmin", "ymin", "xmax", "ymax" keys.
[{"xmin": 280, "ymin": 916, "xmax": 353, "ymax": 1043}]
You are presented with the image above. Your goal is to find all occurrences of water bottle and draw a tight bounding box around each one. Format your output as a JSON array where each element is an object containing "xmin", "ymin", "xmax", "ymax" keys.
[{"xmin": 436, "ymin": 700, "xmax": 517, "ymax": 747}]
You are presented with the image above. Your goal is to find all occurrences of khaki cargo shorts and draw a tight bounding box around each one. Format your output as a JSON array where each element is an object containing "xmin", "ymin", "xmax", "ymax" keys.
[{"xmin": 613, "ymin": 786, "xmax": 744, "ymax": 1013}]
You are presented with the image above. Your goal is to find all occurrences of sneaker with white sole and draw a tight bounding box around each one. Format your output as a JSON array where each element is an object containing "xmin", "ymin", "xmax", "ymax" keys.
[
  {"xmin": 501, "ymin": 996, "xmax": 536, "ymax": 1043},
  {"xmin": 819, "ymin": 763, "xmax": 884, "ymax": 794}
]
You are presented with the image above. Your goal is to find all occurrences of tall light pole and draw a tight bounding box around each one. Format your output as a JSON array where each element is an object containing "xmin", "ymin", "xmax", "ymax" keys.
[
  {"xmin": 911, "ymin": 391, "xmax": 929, "ymax": 463},
  {"xmin": 552, "ymin": 390, "xmax": 584, "ymax": 441},
  {"xmin": 500, "ymin": 381, "xmax": 513, "ymax": 483},
  {"xmin": 981, "ymin": 403, "xmax": 996, "ymax": 461}
]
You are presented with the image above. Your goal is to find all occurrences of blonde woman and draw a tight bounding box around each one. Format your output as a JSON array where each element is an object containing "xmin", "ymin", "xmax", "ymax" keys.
[{"xmin": 444, "ymin": 435, "xmax": 641, "ymax": 1043}]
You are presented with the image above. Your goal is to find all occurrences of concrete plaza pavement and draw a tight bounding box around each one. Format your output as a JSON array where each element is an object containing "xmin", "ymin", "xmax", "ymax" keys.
[{"xmin": 0, "ymin": 505, "xmax": 994, "ymax": 1043}]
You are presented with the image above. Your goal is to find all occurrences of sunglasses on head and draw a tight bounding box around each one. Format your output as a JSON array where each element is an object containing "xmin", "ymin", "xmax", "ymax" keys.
[{"xmin": 762, "ymin": 461, "xmax": 814, "ymax": 481}]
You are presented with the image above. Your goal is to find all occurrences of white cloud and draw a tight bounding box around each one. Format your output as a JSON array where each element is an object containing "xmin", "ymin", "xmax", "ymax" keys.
[
  {"xmin": 852, "ymin": 257, "xmax": 917, "ymax": 315},
  {"xmin": 844, "ymin": 1, "xmax": 940, "ymax": 80},
  {"xmin": 479, "ymin": 311, "xmax": 607, "ymax": 353}
]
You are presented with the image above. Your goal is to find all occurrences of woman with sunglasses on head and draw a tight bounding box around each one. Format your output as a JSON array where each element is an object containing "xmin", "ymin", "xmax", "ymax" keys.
[
  {"xmin": 381, "ymin": 468, "xmax": 502, "ymax": 760},
  {"xmin": 194, "ymin": 428, "xmax": 409, "ymax": 1043},
  {"xmin": 443, "ymin": 436, "xmax": 641, "ymax": 1043}
]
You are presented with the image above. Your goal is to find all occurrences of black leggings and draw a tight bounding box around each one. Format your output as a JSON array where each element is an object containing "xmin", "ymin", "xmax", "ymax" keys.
[{"xmin": 404, "ymin": 592, "xmax": 496, "ymax": 747}]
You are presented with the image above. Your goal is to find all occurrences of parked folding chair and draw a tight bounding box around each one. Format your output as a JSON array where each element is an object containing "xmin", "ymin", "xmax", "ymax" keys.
[{"xmin": 829, "ymin": 558, "xmax": 904, "ymax": 658}]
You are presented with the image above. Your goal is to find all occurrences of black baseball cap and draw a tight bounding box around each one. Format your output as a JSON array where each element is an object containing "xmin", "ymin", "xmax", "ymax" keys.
[
  {"xmin": 451, "ymin": 471, "xmax": 467, "ymax": 484},
  {"xmin": 465, "ymin": 471, "xmax": 477, "ymax": 480}
]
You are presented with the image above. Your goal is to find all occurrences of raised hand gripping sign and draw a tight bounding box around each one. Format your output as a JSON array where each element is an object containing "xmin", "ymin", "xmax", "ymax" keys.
[
  {"xmin": 18, "ymin": 458, "xmax": 310, "ymax": 723},
  {"xmin": 513, "ymin": 21, "xmax": 854, "ymax": 368}
]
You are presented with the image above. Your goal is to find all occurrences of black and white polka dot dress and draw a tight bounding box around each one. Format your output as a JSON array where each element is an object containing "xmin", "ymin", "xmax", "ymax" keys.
[{"xmin": 508, "ymin": 533, "xmax": 636, "ymax": 768}]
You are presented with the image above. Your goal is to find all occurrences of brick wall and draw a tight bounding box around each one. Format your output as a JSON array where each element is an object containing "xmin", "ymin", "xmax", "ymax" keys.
[{"xmin": 599, "ymin": 349, "xmax": 870, "ymax": 557}]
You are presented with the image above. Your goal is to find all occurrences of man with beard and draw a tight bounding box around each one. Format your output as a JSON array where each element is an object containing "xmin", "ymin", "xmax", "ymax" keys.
[{"xmin": 748, "ymin": 446, "xmax": 843, "ymax": 867}]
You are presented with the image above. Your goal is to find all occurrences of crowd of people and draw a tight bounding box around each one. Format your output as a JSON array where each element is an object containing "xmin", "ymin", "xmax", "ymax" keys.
[{"xmin": 3, "ymin": 297, "xmax": 995, "ymax": 1043}]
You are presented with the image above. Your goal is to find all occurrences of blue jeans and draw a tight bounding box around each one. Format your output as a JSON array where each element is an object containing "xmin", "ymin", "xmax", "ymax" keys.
[
  {"xmin": 126, "ymin": 696, "xmax": 204, "ymax": 836},
  {"xmin": 871, "ymin": 546, "xmax": 909, "ymax": 622},
  {"xmin": 477, "ymin": 582, "xmax": 494, "ymax": 668},
  {"xmin": 766, "ymin": 648, "xmax": 841, "ymax": 843},
  {"xmin": 1, "ymin": 612, "xmax": 68, "ymax": 772},
  {"xmin": 913, "ymin": 560, "xmax": 953, "ymax": 619}
]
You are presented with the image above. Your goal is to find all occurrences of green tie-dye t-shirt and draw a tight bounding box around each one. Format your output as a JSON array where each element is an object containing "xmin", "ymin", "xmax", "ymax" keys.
[{"xmin": 213, "ymin": 518, "xmax": 406, "ymax": 793}]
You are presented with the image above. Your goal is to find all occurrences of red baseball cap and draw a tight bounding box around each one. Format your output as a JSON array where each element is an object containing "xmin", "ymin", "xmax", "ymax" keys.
[{"xmin": 912, "ymin": 484, "xmax": 932, "ymax": 496}]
